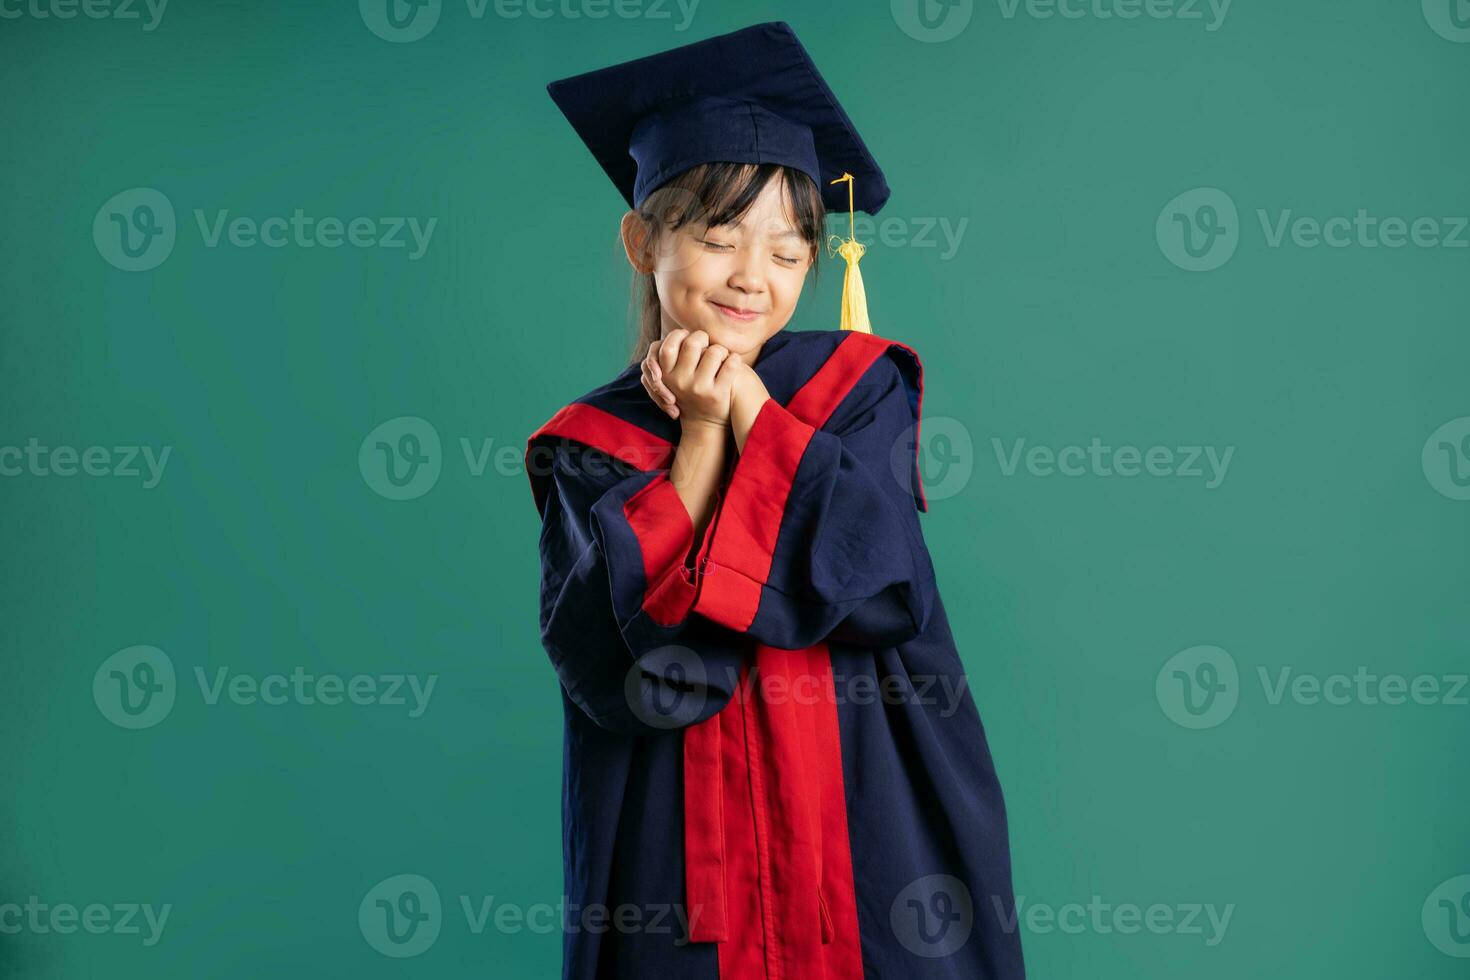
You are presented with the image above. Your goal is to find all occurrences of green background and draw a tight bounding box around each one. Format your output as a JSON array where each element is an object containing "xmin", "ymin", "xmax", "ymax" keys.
[{"xmin": 2, "ymin": 1, "xmax": 1467, "ymax": 976}]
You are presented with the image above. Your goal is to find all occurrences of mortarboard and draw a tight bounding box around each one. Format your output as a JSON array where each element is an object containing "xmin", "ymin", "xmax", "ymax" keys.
[{"xmin": 547, "ymin": 20, "xmax": 886, "ymax": 332}]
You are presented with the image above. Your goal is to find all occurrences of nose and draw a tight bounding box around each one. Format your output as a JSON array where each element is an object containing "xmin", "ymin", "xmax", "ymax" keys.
[{"xmin": 726, "ymin": 245, "xmax": 767, "ymax": 296}]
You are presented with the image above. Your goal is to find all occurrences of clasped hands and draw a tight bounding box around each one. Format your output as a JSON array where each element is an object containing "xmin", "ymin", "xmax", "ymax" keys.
[{"xmin": 639, "ymin": 328, "xmax": 771, "ymax": 452}]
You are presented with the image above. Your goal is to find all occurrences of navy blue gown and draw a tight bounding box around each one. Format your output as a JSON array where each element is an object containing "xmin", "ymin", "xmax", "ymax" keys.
[{"xmin": 524, "ymin": 328, "xmax": 1025, "ymax": 980}]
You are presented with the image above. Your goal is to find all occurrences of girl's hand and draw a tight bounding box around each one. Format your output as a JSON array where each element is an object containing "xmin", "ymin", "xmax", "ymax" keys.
[
  {"xmin": 640, "ymin": 339, "xmax": 680, "ymax": 418},
  {"xmin": 642, "ymin": 329, "xmax": 738, "ymax": 431}
]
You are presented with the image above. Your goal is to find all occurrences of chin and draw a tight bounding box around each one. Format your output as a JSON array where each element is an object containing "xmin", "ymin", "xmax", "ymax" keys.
[{"xmin": 699, "ymin": 321, "xmax": 756, "ymax": 353}]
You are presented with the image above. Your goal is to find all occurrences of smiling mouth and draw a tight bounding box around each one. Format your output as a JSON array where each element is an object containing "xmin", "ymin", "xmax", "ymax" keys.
[{"xmin": 711, "ymin": 301, "xmax": 762, "ymax": 319}]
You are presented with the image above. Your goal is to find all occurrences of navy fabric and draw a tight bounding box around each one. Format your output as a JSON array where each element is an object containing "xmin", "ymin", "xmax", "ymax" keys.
[
  {"xmin": 526, "ymin": 330, "xmax": 1025, "ymax": 978},
  {"xmin": 546, "ymin": 21, "xmax": 890, "ymax": 214}
]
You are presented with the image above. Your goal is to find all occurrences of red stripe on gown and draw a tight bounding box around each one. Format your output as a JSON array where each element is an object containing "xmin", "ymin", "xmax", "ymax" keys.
[
  {"xmin": 683, "ymin": 332, "xmax": 898, "ymax": 978},
  {"xmin": 686, "ymin": 644, "xmax": 864, "ymax": 979}
]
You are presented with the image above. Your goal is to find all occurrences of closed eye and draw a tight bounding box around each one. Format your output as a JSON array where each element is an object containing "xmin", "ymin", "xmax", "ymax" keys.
[{"xmin": 703, "ymin": 240, "xmax": 802, "ymax": 266}]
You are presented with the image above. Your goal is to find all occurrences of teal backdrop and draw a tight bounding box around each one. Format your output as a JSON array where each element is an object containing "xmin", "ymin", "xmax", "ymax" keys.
[{"xmin": 2, "ymin": 1, "xmax": 1467, "ymax": 977}]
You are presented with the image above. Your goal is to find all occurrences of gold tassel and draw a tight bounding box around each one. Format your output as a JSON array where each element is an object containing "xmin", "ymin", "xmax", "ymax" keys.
[{"xmin": 828, "ymin": 172, "xmax": 872, "ymax": 333}]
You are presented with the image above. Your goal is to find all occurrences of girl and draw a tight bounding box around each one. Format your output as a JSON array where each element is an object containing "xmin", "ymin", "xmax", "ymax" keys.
[{"xmin": 526, "ymin": 21, "xmax": 1025, "ymax": 980}]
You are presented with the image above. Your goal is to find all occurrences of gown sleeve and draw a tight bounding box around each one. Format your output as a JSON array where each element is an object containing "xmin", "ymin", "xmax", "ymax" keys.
[
  {"xmin": 532, "ymin": 439, "xmax": 747, "ymax": 735},
  {"xmin": 686, "ymin": 347, "xmax": 937, "ymax": 650}
]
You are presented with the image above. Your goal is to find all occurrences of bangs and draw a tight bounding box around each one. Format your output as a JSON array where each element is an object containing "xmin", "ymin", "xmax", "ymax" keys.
[{"xmin": 642, "ymin": 162, "xmax": 826, "ymax": 254}]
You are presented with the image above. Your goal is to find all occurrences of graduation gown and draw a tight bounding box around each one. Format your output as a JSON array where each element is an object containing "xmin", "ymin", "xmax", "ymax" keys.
[{"xmin": 524, "ymin": 328, "xmax": 1025, "ymax": 979}]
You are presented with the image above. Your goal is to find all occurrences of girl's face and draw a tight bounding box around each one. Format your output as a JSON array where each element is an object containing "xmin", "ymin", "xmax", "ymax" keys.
[{"xmin": 641, "ymin": 176, "xmax": 814, "ymax": 362}]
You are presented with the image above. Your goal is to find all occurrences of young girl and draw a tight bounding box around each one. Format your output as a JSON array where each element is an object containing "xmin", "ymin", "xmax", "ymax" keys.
[{"xmin": 526, "ymin": 22, "xmax": 1025, "ymax": 980}]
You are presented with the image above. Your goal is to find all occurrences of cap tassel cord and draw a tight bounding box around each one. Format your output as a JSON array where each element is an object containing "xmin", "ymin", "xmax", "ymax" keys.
[{"xmin": 827, "ymin": 172, "xmax": 871, "ymax": 334}]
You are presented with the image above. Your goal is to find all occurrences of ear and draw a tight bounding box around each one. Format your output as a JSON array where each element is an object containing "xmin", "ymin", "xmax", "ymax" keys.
[{"xmin": 620, "ymin": 210, "xmax": 657, "ymax": 274}]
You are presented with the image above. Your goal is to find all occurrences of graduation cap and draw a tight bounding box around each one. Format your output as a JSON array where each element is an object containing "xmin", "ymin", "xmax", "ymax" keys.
[{"xmin": 547, "ymin": 20, "xmax": 886, "ymax": 333}]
